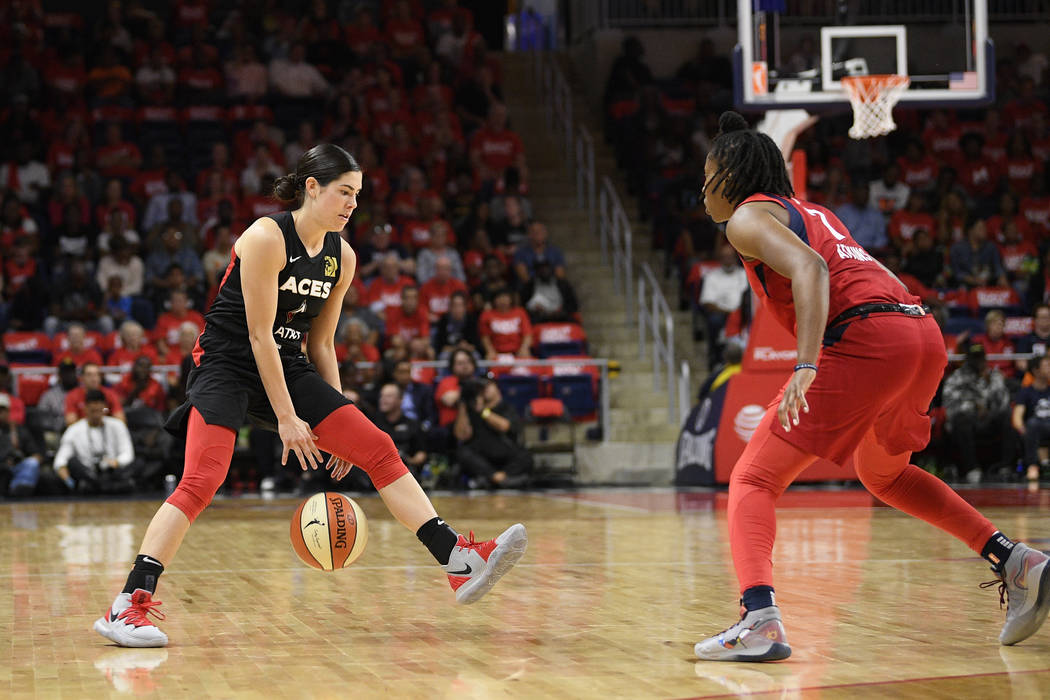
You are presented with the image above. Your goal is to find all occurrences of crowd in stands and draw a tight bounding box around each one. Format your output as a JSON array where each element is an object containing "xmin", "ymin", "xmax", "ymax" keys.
[
  {"xmin": 604, "ymin": 34, "xmax": 1050, "ymax": 484},
  {"xmin": 0, "ymin": 0, "xmax": 591, "ymax": 499}
]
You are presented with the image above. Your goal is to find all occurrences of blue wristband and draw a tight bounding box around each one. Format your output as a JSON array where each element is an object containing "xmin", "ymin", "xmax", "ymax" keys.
[{"xmin": 794, "ymin": 362, "xmax": 818, "ymax": 373}]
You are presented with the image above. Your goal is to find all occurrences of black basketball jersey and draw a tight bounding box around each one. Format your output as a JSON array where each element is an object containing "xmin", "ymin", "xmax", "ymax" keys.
[{"xmin": 205, "ymin": 211, "xmax": 342, "ymax": 353}]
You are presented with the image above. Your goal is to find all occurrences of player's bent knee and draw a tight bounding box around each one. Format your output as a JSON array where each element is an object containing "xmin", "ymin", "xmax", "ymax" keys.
[
  {"xmin": 315, "ymin": 405, "xmax": 409, "ymax": 489},
  {"xmin": 166, "ymin": 485, "xmax": 211, "ymax": 523}
]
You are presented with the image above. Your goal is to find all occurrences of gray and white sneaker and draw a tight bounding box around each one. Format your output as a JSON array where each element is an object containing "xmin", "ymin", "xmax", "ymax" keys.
[
  {"xmin": 694, "ymin": 606, "xmax": 792, "ymax": 662},
  {"xmin": 982, "ymin": 542, "xmax": 1050, "ymax": 645},
  {"xmin": 93, "ymin": 590, "xmax": 168, "ymax": 648},
  {"xmin": 443, "ymin": 524, "xmax": 528, "ymax": 604}
]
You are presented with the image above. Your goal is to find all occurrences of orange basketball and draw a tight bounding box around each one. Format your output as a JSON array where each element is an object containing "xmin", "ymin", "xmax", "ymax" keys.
[{"xmin": 289, "ymin": 492, "xmax": 368, "ymax": 570}]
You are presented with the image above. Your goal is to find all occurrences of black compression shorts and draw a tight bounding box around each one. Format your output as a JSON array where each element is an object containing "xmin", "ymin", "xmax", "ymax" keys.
[{"xmin": 165, "ymin": 328, "xmax": 351, "ymax": 437}]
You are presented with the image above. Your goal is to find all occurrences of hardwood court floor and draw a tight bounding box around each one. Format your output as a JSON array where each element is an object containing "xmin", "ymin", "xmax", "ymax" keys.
[{"xmin": 3, "ymin": 487, "xmax": 1050, "ymax": 699}]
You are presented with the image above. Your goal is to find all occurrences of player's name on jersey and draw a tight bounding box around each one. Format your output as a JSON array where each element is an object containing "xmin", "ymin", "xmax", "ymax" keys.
[{"xmin": 835, "ymin": 244, "xmax": 876, "ymax": 263}]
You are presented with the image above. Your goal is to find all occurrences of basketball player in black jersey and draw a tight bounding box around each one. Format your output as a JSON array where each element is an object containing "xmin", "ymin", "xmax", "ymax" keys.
[{"xmin": 94, "ymin": 144, "xmax": 528, "ymax": 648}]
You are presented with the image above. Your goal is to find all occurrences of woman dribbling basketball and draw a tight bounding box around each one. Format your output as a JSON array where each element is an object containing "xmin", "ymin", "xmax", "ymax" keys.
[{"xmin": 94, "ymin": 144, "xmax": 527, "ymax": 648}]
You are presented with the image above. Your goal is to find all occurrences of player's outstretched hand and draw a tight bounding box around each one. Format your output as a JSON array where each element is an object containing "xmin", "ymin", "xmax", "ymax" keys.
[
  {"xmin": 278, "ymin": 415, "xmax": 323, "ymax": 470},
  {"xmin": 778, "ymin": 367, "xmax": 816, "ymax": 432},
  {"xmin": 326, "ymin": 455, "xmax": 355, "ymax": 481}
]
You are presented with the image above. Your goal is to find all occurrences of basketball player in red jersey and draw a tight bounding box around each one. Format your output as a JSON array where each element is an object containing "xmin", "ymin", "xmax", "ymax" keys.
[
  {"xmin": 93, "ymin": 145, "xmax": 527, "ymax": 648},
  {"xmin": 693, "ymin": 112, "xmax": 1049, "ymax": 662}
]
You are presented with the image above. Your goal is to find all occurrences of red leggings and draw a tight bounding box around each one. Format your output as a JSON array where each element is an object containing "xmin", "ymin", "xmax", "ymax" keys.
[
  {"xmin": 729, "ymin": 409, "xmax": 998, "ymax": 593},
  {"xmin": 167, "ymin": 405, "xmax": 408, "ymax": 522}
]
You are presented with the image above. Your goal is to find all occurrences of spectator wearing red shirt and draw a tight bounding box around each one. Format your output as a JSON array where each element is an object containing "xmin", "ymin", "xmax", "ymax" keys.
[
  {"xmin": 109, "ymin": 321, "xmax": 159, "ymax": 368},
  {"xmin": 390, "ymin": 167, "xmax": 431, "ymax": 223},
  {"xmin": 1032, "ymin": 113, "xmax": 1050, "ymax": 164},
  {"xmin": 385, "ymin": 0, "xmax": 426, "ymax": 61},
  {"xmin": 154, "ymin": 289, "xmax": 206, "ymax": 346},
  {"xmin": 116, "ymin": 356, "xmax": 167, "ymax": 414},
  {"xmin": 888, "ymin": 192, "xmax": 935, "ymax": 254},
  {"xmin": 46, "ymin": 119, "xmax": 91, "ymax": 174},
  {"xmin": 956, "ymin": 133, "xmax": 1001, "ymax": 206},
  {"xmin": 922, "ymin": 111, "xmax": 962, "ymax": 167},
  {"xmin": 48, "ymin": 50, "xmax": 87, "ymax": 103},
  {"xmin": 366, "ymin": 254, "xmax": 416, "ymax": 317},
  {"xmin": 94, "ymin": 178, "xmax": 138, "ymax": 229},
  {"xmin": 997, "ymin": 219, "xmax": 1039, "ymax": 281},
  {"xmin": 385, "ymin": 286, "xmax": 430, "ymax": 345},
  {"xmin": 987, "ymin": 193, "xmax": 1035, "ymax": 244},
  {"xmin": 4, "ymin": 240, "xmax": 43, "ymax": 329},
  {"xmin": 479, "ymin": 287, "xmax": 532, "ymax": 359},
  {"xmin": 470, "ymin": 102, "xmax": 528, "ymax": 194},
  {"xmin": 194, "ymin": 142, "xmax": 239, "ymax": 197},
  {"xmin": 979, "ymin": 109, "xmax": 1008, "ymax": 164},
  {"xmin": 131, "ymin": 150, "xmax": 172, "ymax": 213},
  {"xmin": 421, "ymin": 257, "xmax": 469, "ymax": 320},
  {"xmin": 962, "ymin": 310, "xmax": 1016, "ymax": 376},
  {"xmin": 64, "ymin": 363, "xmax": 126, "ymax": 426},
  {"xmin": 179, "ymin": 45, "xmax": 225, "ymax": 103},
  {"xmin": 896, "ymin": 140, "xmax": 938, "ymax": 192},
  {"xmin": 345, "ymin": 7, "xmax": 383, "ymax": 57},
  {"xmin": 53, "ymin": 323, "xmax": 104, "ymax": 367},
  {"xmin": 1004, "ymin": 77, "xmax": 1048, "ymax": 133},
  {"xmin": 95, "ymin": 123, "xmax": 142, "ymax": 179},
  {"xmin": 48, "ymin": 174, "xmax": 91, "ymax": 230},
  {"xmin": 385, "ymin": 120, "xmax": 420, "ymax": 180},
  {"xmin": 1021, "ymin": 174, "xmax": 1050, "ymax": 234},
  {"xmin": 174, "ymin": 0, "xmax": 210, "ymax": 29},
  {"xmin": 1004, "ymin": 133, "xmax": 1043, "ymax": 197},
  {"xmin": 335, "ymin": 319, "xmax": 381, "ymax": 365}
]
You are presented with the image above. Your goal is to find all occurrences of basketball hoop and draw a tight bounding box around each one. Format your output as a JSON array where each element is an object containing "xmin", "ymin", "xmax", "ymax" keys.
[{"xmin": 841, "ymin": 75, "xmax": 910, "ymax": 139}]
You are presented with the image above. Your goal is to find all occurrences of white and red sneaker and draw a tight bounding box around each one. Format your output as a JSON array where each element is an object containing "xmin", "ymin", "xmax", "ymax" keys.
[
  {"xmin": 93, "ymin": 589, "xmax": 169, "ymax": 648},
  {"xmin": 443, "ymin": 523, "xmax": 528, "ymax": 604}
]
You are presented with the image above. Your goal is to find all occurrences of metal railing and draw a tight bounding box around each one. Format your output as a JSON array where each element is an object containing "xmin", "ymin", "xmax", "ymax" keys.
[
  {"xmin": 599, "ymin": 176, "xmax": 634, "ymax": 318},
  {"xmin": 535, "ymin": 51, "xmax": 688, "ymax": 428},
  {"xmin": 637, "ymin": 262, "xmax": 678, "ymax": 423},
  {"xmin": 575, "ymin": 126, "xmax": 596, "ymax": 239},
  {"xmin": 678, "ymin": 360, "xmax": 692, "ymax": 428},
  {"xmin": 9, "ymin": 359, "xmax": 612, "ymax": 441}
]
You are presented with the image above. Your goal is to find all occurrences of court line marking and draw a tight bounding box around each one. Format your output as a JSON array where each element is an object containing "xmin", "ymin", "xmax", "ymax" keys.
[
  {"xmin": 680, "ymin": 667, "xmax": 1050, "ymax": 699},
  {"xmin": 0, "ymin": 556, "xmax": 996, "ymax": 579},
  {"xmin": 533, "ymin": 493, "xmax": 653, "ymax": 513}
]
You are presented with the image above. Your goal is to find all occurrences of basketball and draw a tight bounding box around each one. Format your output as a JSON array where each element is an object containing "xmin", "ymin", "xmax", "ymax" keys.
[{"xmin": 289, "ymin": 492, "xmax": 368, "ymax": 570}]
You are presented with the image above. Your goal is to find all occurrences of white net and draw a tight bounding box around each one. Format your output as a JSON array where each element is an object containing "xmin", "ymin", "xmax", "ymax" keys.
[{"xmin": 841, "ymin": 75, "xmax": 911, "ymax": 139}]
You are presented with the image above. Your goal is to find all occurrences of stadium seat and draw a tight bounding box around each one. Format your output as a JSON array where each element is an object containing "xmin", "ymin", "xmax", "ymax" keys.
[
  {"xmin": 53, "ymin": 330, "xmax": 105, "ymax": 353},
  {"xmin": 943, "ymin": 316, "xmax": 986, "ymax": 337},
  {"xmin": 137, "ymin": 105, "xmax": 184, "ymax": 165},
  {"xmin": 549, "ymin": 373, "xmax": 598, "ymax": 420},
  {"xmin": 534, "ymin": 322, "xmax": 588, "ymax": 358},
  {"xmin": 496, "ymin": 374, "xmax": 543, "ymax": 416},
  {"xmin": 16, "ymin": 374, "xmax": 52, "ymax": 407},
  {"xmin": 3, "ymin": 332, "xmax": 53, "ymax": 365},
  {"xmin": 182, "ymin": 105, "xmax": 229, "ymax": 150},
  {"xmin": 524, "ymin": 397, "xmax": 577, "ymax": 481},
  {"xmin": 970, "ymin": 286, "xmax": 1023, "ymax": 315},
  {"xmin": 228, "ymin": 104, "xmax": 275, "ymax": 132},
  {"xmin": 1005, "ymin": 316, "xmax": 1034, "ymax": 338}
]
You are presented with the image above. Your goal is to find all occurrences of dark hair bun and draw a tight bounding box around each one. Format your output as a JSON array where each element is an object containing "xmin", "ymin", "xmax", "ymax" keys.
[
  {"xmin": 718, "ymin": 111, "xmax": 749, "ymax": 135},
  {"xmin": 272, "ymin": 173, "xmax": 300, "ymax": 203}
]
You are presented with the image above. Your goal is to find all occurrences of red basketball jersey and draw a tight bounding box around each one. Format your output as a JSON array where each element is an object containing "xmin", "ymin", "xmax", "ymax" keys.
[{"xmin": 738, "ymin": 193, "xmax": 918, "ymax": 334}]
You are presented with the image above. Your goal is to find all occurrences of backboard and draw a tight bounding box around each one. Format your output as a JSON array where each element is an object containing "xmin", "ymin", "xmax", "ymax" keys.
[{"xmin": 734, "ymin": 0, "xmax": 994, "ymax": 111}]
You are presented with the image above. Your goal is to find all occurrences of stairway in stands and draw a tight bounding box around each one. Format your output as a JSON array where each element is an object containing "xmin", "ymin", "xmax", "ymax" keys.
[{"xmin": 500, "ymin": 52, "xmax": 706, "ymax": 484}]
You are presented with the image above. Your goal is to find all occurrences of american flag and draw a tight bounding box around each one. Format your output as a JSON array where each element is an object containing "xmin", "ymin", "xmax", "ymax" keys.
[{"xmin": 949, "ymin": 72, "xmax": 979, "ymax": 90}]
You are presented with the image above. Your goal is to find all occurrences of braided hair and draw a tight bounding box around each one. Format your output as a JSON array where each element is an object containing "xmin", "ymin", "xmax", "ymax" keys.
[{"xmin": 706, "ymin": 111, "xmax": 793, "ymax": 206}]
